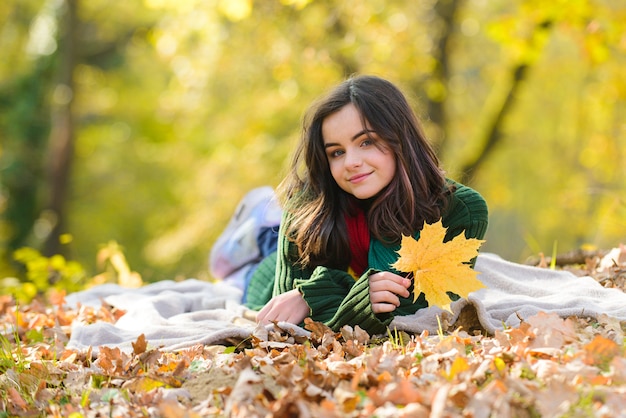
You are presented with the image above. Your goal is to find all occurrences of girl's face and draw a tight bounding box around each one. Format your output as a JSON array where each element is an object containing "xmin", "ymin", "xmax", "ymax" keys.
[{"xmin": 322, "ymin": 103, "xmax": 396, "ymax": 200}]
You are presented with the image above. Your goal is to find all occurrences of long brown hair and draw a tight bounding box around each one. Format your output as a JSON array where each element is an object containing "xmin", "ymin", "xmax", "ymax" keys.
[{"xmin": 278, "ymin": 75, "xmax": 451, "ymax": 269}]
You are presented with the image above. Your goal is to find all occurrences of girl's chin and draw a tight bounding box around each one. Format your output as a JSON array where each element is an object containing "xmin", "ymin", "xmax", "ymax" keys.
[{"xmin": 349, "ymin": 189, "xmax": 379, "ymax": 200}]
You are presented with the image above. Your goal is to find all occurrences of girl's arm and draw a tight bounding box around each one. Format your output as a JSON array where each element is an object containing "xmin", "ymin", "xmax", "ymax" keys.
[
  {"xmin": 294, "ymin": 266, "xmax": 397, "ymax": 334},
  {"xmin": 270, "ymin": 219, "xmax": 402, "ymax": 334}
]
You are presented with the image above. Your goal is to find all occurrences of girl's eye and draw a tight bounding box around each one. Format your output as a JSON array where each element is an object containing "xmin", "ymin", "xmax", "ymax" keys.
[
  {"xmin": 326, "ymin": 148, "xmax": 344, "ymax": 158},
  {"xmin": 359, "ymin": 134, "xmax": 378, "ymax": 147}
]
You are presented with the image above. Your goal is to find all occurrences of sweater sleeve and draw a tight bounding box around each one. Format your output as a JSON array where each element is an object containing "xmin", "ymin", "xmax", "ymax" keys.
[
  {"xmin": 271, "ymin": 213, "xmax": 392, "ymax": 334},
  {"xmin": 272, "ymin": 213, "xmax": 315, "ymax": 295},
  {"xmin": 442, "ymin": 180, "xmax": 489, "ymax": 242},
  {"xmin": 295, "ymin": 268, "xmax": 391, "ymax": 334}
]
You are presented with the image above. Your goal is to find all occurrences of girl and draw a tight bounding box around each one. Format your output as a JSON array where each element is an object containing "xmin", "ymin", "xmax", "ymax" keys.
[{"xmin": 215, "ymin": 75, "xmax": 488, "ymax": 335}]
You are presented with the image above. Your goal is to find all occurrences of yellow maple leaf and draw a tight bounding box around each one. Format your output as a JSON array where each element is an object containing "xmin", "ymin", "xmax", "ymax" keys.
[{"xmin": 391, "ymin": 219, "xmax": 485, "ymax": 312}]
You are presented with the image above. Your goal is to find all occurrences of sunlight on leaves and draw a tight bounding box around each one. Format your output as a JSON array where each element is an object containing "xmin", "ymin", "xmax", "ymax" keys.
[
  {"xmin": 93, "ymin": 241, "xmax": 143, "ymax": 288},
  {"xmin": 280, "ymin": 0, "xmax": 312, "ymax": 9},
  {"xmin": 218, "ymin": 0, "xmax": 252, "ymax": 21},
  {"xmin": 143, "ymin": 0, "xmax": 199, "ymax": 12}
]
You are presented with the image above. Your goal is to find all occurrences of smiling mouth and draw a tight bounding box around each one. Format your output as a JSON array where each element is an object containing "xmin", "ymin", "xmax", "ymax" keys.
[{"xmin": 348, "ymin": 173, "xmax": 371, "ymax": 183}]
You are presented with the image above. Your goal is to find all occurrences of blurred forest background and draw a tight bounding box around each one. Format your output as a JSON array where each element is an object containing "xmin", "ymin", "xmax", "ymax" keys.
[{"xmin": 1, "ymin": 0, "xmax": 625, "ymax": 285}]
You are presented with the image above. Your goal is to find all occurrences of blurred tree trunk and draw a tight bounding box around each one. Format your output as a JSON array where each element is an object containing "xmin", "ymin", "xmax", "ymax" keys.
[
  {"xmin": 43, "ymin": 0, "xmax": 78, "ymax": 257},
  {"xmin": 458, "ymin": 62, "xmax": 529, "ymax": 184},
  {"xmin": 459, "ymin": 20, "xmax": 554, "ymax": 184},
  {"xmin": 0, "ymin": 62, "xmax": 52, "ymax": 254},
  {"xmin": 324, "ymin": 0, "xmax": 360, "ymax": 77},
  {"xmin": 427, "ymin": 0, "xmax": 462, "ymax": 152}
]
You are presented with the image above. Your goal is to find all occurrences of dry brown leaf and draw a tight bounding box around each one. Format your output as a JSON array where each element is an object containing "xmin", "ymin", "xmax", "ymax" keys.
[
  {"xmin": 584, "ymin": 335, "xmax": 622, "ymax": 367},
  {"xmin": 526, "ymin": 312, "xmax": 578, "ymax": 349},
  {"xmin": 533, "ymin": 380, "xmax": 579, "ymax": 417},
  {"xmin": 48, "ymin": 289, "xmax": 67, "ymax": 307},
  {"xmin": 97, "ymin": 346, "xmax": 128, "ymax": 375},
  {"xmin": 368, "ymin": 378, "xmax": 423, "ymax": 406},
  {"xmin": 158, "ymin": 399, "xmax": 202, "ymax": 418},
  {"xmin": 7, "ymin": 387, "xmax": 28, "ymax": 410},
  {"xmin": 391, "ymin": 219, "xmax": 485, "ymax": 311},
  {"xmin": 132, "ymin": 334, "xmax": 147, "ymax": 355},
  {"xmin": 304, "ymin": 318, "xmax": 336, "ymax": 344}
]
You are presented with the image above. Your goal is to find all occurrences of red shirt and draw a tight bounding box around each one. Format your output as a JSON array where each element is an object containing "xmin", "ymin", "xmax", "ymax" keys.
[{"xmin": 344, "ymin": 206, "xmax": 370, "ymax": 277}]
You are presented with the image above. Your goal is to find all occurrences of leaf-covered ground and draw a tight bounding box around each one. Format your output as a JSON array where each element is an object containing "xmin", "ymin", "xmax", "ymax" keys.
[{"xmin": 1, "ymin": 247, "xmax": 625, "ymax": 417}]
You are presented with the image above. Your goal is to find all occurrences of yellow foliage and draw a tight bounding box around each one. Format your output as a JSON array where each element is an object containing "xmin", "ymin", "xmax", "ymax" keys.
[
  {"xmin": 391, "ymin": 219, "xmax": 485, "ymax": 311},
  {"xmin": 218, "ymin": 0, "xmax": 252, "ymax": 21},
  {"xmin": 92, "ymin": 241, "xmax": 143, "ymax": 288}
]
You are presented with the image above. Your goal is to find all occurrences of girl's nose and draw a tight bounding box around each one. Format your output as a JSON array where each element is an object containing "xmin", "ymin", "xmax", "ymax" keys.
[{"xmin": 345, "ymin": 150, "xmax": 362, "ymax": 168}]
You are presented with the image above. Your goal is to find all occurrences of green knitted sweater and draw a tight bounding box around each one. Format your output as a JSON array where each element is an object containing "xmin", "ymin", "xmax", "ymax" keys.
[{"xmin": 246, "ymin": 180, "xmax": 488, "ymax": 335}]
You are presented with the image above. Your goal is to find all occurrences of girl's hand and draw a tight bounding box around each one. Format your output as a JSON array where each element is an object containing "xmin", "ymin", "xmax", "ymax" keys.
[
  {"xmin": 256, "ymin": 289, "xmax": 310, "ymax": 325},
  {"xmin": 368, "ymin": 271, "xmax": 411, "ymax": 314}
]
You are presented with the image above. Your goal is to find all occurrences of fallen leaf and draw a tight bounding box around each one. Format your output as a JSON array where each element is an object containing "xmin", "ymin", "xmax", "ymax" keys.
[
  {"xmin": 304, "ymin": 318, "xmax": 337, "ymax": 345},
  {"xmin": 48, "ymin": 289, "xmax": 67, "ymax": 307},
  {"xmin": 122, "ymin": 376, "xmax": 167, "ymax": 392},
  {"xmin": 7, "ymin": 387, "xmax": 27, "ymax": 410},
  {"xmin": 132, "ymin": 334, "xmax": 147, "ymax": 355},
  {"xmin": 158, "ymin": 399, "xmax": 202, "ymax": 418},
  {"xmin": 391, "ymin": 219, "xmax": 485, "ymax": 311},
  {"xmin": 446, "ymin": 356, "xmax": 470, "ymax": 380},
  {"xmin": 368, "ymin": 378, "xmax": 423, "ymax": 406},
  {"xmin": 584, "ymin": 335, "xmax": 621, "ymax": 368},
  {"xmin": 526, "ymin": 312, "xmax": 577, "ymax": 349}
]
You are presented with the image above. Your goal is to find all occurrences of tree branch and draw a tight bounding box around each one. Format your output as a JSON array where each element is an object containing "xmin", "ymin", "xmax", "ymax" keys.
[
  {"xmin": 459, "ymin": 20, "xmax": 553, "ymax": 185},
  {"xmin": 459, "ymin": 63, "xmax": 528, "ymax": 184}
]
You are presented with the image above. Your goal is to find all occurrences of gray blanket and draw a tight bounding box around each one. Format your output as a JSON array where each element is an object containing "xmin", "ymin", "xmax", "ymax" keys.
[
  {"xmin": 65, "ymin": 252, "xmax": 626, "ymax": 353},
  {"xmin": 390, "ymin": 252, "xmax": 626, "ymax": 334}
]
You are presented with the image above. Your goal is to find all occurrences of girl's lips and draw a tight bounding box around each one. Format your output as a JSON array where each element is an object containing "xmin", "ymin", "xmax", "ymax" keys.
[{"xmin": 348, "ymin": 172, "xmax": 371, "ymax": 183}]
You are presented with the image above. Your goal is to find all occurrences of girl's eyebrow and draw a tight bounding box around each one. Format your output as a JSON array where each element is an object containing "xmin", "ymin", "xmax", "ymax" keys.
[
  {"xmin": 324, "ymin": 129, "xmax": 376, "ymax": 148},
  {"xmin": 351, "ymin": 129, "xmax": 376, "ymax": 140}
]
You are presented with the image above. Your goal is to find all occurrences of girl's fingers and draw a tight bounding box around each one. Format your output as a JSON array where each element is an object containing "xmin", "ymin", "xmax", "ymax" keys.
[
  {"xmin": 370, "ymin": 281, "xmax": 410, "ymax": 298},
  {"xmin": 370, "ymin": 271, "xmax": 409, "ymax": 284},
  {"xmin": 371, "ymin": 302, "xmax": 397, "ymax": 314},
  {"xmin": 256, "ymin": 305, "xmax": 274, "ymax": 324},
  {"xmin": 258, "ymin": 299, "xmax": 284, "ymax": 324},
  {"xmin": 370, "ymin": 272, "xmax": 410, "ymax": 288},
  {"xmin": 369, "ymin": 272, "xmax": 413, "ymax": 313},
  {"xmin": 370, "ymin": 290, "xmax": 401, "ymax": 306},
  {"xmin": 369, "ymin": 277, "xmax": 410, "ymax": 298}
]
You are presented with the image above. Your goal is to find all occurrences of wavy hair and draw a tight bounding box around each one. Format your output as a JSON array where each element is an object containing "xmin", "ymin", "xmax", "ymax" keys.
[{"xmin": 278, "ymin": 75, "xmax": 452, "ymax": 269}]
